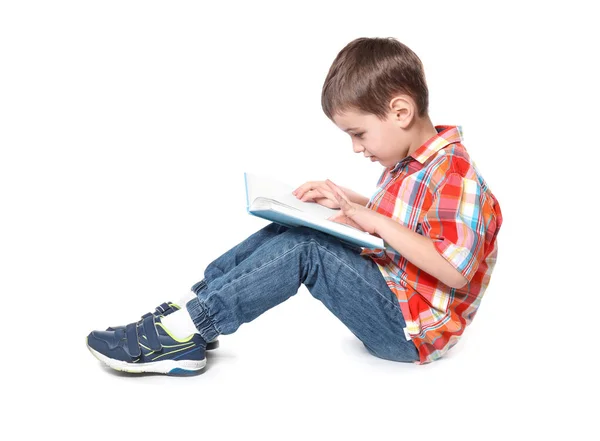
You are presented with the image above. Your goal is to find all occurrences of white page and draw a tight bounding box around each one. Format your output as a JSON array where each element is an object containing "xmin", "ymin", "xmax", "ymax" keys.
[{"xmin": 246, "ymin": 172, "xmax": 340, "ymax": 219}]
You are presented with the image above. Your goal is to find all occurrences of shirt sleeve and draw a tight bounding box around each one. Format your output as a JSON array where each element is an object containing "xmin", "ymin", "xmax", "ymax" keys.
[{"xmin": 422, "ymin": 172, "xmax": 489, "ymax": 282}]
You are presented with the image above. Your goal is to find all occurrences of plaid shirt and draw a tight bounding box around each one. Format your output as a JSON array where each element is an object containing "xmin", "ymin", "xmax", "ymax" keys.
[{"xmin": 361, "ymin": 125, "xmax": 502, "ymax": 364}]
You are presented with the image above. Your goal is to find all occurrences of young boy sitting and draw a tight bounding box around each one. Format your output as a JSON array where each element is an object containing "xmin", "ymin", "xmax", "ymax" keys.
[{"xmin": 86, "ymin": 37, "xmax": 502, "ymax": 374}]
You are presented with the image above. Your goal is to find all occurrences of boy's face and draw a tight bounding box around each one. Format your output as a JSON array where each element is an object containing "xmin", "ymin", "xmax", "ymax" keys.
[{"xmin": 332, "ymin": 108, "xmax": 411, "ymax": 168}]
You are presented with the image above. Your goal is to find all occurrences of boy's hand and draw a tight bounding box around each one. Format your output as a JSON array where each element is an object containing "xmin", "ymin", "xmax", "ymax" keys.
[
  {"xmin": 292, "ymin": 180, "xmax": 346, "ymax": 209},
  {"xmin": 321, "ymin": 179, "xmax": 379, "ymax": 235}
]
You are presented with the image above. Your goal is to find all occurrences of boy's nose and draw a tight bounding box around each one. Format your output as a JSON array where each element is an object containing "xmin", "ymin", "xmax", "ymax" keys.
[{"xmin": 352, "ymin": 142, "xmax": 364, "ymax": 154}]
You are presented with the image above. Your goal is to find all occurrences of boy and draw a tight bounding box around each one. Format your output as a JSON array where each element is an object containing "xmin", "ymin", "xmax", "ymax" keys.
[{"xmin": 86, "ymin": 37, "xmax": 502, "ymax": 374}]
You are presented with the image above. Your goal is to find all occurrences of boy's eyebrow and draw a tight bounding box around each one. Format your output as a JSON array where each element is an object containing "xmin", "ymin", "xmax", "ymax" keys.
[{"xmin": 344, "ymin": 127, "xmax": 362, "ymax": 133}]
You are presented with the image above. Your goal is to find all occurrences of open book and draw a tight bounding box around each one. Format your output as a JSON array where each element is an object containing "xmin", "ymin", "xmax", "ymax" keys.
[{"xmin": 244, "ymin": 172, "xmax": 385, "ymax": 249}]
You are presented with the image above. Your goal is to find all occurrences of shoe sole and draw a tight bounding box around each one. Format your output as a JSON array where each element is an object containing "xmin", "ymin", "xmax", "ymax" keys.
[{"xmin": 87, "ymin": 344, "xmax": 206, "ymax": 375}]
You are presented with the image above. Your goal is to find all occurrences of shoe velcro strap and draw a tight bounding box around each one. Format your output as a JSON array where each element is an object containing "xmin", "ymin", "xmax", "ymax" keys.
[
  {"xmin": 141, "ymin": 312, "xmax": 153, "ymax": 320},
  {"xmin": 155, "ymin": 302, "xmax": 171, "ymax": 314},
  {"xmin": 142, "ymin": 315, "xmax": 162, "ymax": 352},
  {"xmin": 125, "ymin": 322, "xmax": 141, "ymax": 358}
]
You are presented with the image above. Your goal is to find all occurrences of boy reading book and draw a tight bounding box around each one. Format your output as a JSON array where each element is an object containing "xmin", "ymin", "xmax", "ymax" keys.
[{"xmin": 86, "ymin": 37, "xmax": 503, "ymax": 374}]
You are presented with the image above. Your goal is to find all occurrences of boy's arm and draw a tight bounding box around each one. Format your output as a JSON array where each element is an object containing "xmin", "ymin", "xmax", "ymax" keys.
[
  {"xmin": 372, "ymin": 215, "xmax": 469, "ymax": 289},
  {"xmin": 369, "ymin": 172, "xmax": 494, "ymax": 291},
  {"xmin": 339, "ymin": 186, "xmax": 369, "ymax": 206}
]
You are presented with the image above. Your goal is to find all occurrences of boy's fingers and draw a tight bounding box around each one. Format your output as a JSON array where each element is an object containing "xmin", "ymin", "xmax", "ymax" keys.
[
  {"xmin": 300, "ymin": 187, "xmax": 337, "ymax": 203},
  {"xmin": 295, "ymin": 181, "xmax": 344, "ymax": 205},
  {"xmin": 327, "ymin": 210, "xmax": 340, "ymax": 220},
  {"xmin": 319, "ymin": 187, "xmax": 336, "ymax": 200},
  {"xmin": 301, "ymin": 189, "xmax": 322, "ymax": 200},
  {"xmin": 294, "ymin": 188, "xmax": 308, "ymax": 198},
  {"xmin": 325, "ymin": 179, "xmax": 342, "ymax": 195},
  {"xmin": 326, "ymin": 180, "xmax": 346, "ymax": 201},
  {"xmin": 294, "ymin": 181, "xmax": 321, "ymax": 197},
  {"xmin": 317, "ymin": 199, "xmax": 339, "ymax": 209}
]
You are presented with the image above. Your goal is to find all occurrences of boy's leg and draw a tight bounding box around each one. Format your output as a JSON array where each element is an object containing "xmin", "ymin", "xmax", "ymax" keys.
[
  {"xmin": 187, "ymin": 226, "xmax": 419, "ymax": 363},
  {"xmin": 190, "ymin": 222, "xmax": 289, "ymax": 294},
  {"xmin": 102, "ymin": 223, "xmax": 289, "ymax": 335}
]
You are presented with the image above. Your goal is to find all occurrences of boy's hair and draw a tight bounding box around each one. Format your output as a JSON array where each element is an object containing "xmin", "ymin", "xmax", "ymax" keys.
[{"xmin": 321, "ymin": 37, "xmax": 429, "ymax": 121}]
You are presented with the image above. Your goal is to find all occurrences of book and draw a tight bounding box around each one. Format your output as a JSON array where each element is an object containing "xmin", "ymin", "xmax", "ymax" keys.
[{"xmin": 244, "ymin": 172, "xmax": 385, "ymax": 249}]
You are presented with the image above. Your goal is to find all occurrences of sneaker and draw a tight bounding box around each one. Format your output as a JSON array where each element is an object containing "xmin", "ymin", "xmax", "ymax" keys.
[
  {"xmin": 105, "ymin": 301, "xmax": 219, "ymax": 351},
  {"xmin": 87, "ymin": 315, "xmax": 207, "ymax": 375}
]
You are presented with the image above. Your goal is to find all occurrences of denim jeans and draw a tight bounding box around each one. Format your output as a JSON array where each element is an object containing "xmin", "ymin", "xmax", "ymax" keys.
[{"xmin": 186, "ymin": 222, "xmax": 419, "ymax": 363}]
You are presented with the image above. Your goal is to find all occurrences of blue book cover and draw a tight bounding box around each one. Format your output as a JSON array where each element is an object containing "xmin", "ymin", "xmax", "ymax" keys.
[{"xmin": 244, "ymin": 172, "xmax": 385, "ymax": 250}]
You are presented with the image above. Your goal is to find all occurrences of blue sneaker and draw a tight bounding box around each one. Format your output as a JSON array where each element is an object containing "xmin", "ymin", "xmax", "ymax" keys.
[
  {"xmin": 105, "ymin": 301, "xmax": 219, "ymax": 351},
  {"xmin": 87, "ymin": 315, "xmax": 207, "ymax": 375}
]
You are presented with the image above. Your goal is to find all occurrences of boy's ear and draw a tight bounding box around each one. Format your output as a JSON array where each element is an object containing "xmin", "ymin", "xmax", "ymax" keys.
[{"xmin": 388, "ymin": 95, "xmax": 414, "ymax": 128}]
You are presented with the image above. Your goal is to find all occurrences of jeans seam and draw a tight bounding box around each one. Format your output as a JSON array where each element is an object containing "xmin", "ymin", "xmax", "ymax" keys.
[
  {"xmin": 308, "ymin": 238, "xmax": 402, "ymax": 310},
  {"xmin": 203, "ymin": 241, "xmax": 306, "ymax": 304}
]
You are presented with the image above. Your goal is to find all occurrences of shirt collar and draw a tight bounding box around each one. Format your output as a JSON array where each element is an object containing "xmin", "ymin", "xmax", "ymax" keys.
[{"xmin": 389, "ymin": 125, "xmax": 464, "ymax": 173}]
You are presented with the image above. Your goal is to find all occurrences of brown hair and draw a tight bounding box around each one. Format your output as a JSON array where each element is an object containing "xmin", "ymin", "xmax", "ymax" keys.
[{"xmin": 321, "ymin": 37, "xmax": 429, "ymax": 121}]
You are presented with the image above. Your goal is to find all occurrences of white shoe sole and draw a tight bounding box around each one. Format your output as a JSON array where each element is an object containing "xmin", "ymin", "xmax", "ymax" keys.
[{"xmin": 87, "ymin": 345, "xmax": 206, "ymax": 375}]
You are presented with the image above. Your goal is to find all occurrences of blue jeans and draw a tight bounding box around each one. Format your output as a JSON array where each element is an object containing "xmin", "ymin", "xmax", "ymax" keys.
[{"xmin": 186, "ymin": 222, "xmax": 419, "ymax": 362}]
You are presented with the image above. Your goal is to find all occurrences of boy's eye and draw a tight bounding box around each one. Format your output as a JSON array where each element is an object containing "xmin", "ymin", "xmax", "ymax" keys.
[{"xmin": 353, "ymin": 133, "xmax": 364, "ymax": 139}]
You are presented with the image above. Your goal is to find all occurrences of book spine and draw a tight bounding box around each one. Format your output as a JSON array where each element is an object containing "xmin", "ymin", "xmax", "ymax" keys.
[{"xmin": 244, "ymin": 172, "xmax": 250, "ymax": 212}]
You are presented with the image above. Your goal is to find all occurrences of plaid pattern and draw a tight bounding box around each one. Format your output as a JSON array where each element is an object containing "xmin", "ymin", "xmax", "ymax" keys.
[{"xmin": 361, "ymin": 125, "xmax": 502, "ymax": 364}]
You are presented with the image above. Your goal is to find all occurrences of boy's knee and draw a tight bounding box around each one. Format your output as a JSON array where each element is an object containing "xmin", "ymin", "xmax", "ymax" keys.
[
  {"xmin": 266, "ymin": 222, "xmax": 289, "ymax": 234},
  {"xmin": 287, "ymin": 226, "xmax": 331, "ymax": 243},
  {"xmin": 283, "ymin": 227, "xmax": 363, "ymax": 256}
]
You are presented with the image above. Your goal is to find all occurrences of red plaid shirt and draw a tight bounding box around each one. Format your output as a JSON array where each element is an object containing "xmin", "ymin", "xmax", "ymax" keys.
[{"xmin": 361, "ymin": 125, "xmax": 502, "ymax": 363}]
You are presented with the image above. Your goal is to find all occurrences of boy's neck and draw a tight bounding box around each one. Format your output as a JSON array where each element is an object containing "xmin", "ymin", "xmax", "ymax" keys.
[{"xmin": 407, "ymin": 115, "xmax": 438, "ymax": 157}]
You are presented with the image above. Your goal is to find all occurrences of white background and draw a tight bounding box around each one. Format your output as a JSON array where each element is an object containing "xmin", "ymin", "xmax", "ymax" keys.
[{"xmin": 1, "ymin": 1, "xmax": 598, "ymax": 440}]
